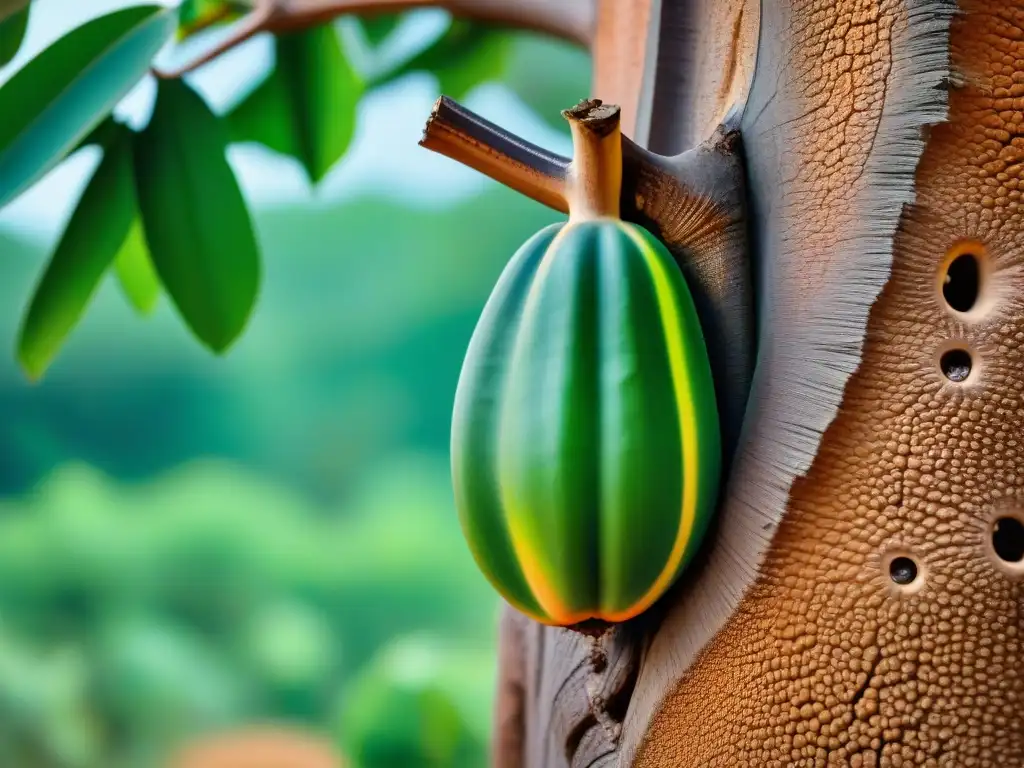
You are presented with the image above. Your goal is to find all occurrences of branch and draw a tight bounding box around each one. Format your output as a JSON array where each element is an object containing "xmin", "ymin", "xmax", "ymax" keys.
[
  {"xmin": 155, "ymin": 0, "xmax": 594, "ymax": 79},
  {"xmin": 281, "ymin": 0, "xmax": 594, "ymax": 42},
  {"xmin": 156, "ymin": 2, "xmax": 277, "ymax": 80},
  {"xmin": 420, "ymin": 95, "xmax": 570, "ymax": 213},
  {"xmin": 0, "ymin": 0, "xmax": 29, "ymax": 25}
]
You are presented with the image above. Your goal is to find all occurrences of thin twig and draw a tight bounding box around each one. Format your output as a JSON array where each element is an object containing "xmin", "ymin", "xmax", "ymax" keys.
[
  {"xmin": 154, "ymin": 0, "xmax": 594, "ymax": 79},
  {"xmin": 155, "ymin": 1, "xmax": 278, "ymax": 79},
  {"xmin": 420, "ymin": 95, "xmax": 570, "ymax": 213}
]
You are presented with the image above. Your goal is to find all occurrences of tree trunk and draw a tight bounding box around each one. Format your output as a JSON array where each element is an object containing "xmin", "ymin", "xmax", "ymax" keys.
[{"xmin": 495, "ymin": 0, "xmax": 1024, "ymax": 764}]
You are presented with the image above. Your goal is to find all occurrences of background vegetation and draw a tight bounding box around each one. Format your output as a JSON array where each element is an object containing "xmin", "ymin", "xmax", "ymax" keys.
[{"xmin": 0, "ymin": 1, "xmax": 589, "ymax": 764}]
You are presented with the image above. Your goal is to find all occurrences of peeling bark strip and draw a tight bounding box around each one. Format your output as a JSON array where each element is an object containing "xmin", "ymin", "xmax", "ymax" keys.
[
  {"xmin": 623, "ymin": 0, "xmax": 956, "ymax": 756},
  {"xmin": 627, "ymin": 0, "xmax": 1024, "ymax": 763},
  {"xmin": 617, "ymin": 0, "xmax": 948, "ymax": 752}
]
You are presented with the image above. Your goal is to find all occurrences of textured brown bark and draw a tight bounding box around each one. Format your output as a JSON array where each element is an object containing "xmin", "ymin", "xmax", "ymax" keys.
[
  {"xmin": 631, "ymin": 0, "xmax": 1024, "ymax": 761},
  {"xmin": 496, "ymin": 0, "xmax": 1024, "ymax": 765}
]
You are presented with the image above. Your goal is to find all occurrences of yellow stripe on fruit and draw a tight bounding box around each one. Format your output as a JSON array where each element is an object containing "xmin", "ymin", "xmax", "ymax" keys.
[
  {"xmin": 603, "ymin": 223, "xmax": 701, "ymax": 622},
  {"xmin": 500, "ymin": 516, "xmax": 592, "ymax": 626}
]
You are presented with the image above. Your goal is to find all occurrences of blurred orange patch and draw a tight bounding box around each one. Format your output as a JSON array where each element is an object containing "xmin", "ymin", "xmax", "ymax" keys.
[{"xmin": 167, "ymin": 725, "xmax": 345, "ymax": 768}]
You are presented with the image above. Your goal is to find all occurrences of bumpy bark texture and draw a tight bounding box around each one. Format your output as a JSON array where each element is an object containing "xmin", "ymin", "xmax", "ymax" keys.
[{"xmin": 628, "ymin": 0, "xmax": 1024, "ymax": 764}]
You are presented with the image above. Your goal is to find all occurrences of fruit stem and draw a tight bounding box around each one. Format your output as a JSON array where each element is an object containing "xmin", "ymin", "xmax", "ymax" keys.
[{"xmin": 562, "ymin": 99, "xmax": 622, "ymax": 221}]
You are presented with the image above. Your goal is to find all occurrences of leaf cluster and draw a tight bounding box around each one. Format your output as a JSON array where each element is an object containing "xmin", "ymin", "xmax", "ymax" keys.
[{"xmin": 0, "ymin": 1, "xmax": 587, "ymax": 379}]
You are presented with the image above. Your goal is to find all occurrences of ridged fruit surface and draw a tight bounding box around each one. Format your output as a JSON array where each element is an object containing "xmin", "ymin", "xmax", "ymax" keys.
[{"xmin": 451, "ymin": 217, "xmax": 721, "ymax": 626}]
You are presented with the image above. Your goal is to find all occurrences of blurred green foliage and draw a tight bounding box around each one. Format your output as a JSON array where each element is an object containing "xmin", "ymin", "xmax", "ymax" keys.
[
  {"xmin": 338, "ymin": 634, "xmax": 494, "ymax": 767},
  {"xmin": 0, "ymin": 457, "xmax": 500, "ymax": 766},
  {"xmin": 0, "ymin": 4, "xmax": 176, "ymax": 210}
]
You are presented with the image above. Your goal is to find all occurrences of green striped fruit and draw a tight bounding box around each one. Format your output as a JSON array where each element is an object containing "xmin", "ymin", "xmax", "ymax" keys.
[{"xmin": 451, "ymin": 217, "xmax": 721, "ymax": 627}]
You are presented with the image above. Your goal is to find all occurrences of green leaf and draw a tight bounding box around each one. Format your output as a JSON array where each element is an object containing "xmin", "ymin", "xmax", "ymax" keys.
[
  {"xmin": 358, "ymin": 14, "xmax": 401, "ymax": 46},
  {"xmin": 134, "ymin": 78, "xmax": 260, "ymax": 353},
  {"xmin": 228, "ymin": 23, "xmax": 362, "ymax": 183},
  {"xmin": 226, "ymin": 60, "xmax": 299, "ymax": 158},
  {"xmin": 74, "ymin": 114, "xmax": 121, "ymax": 152},
  {"xmin": 113, "ymin": 219, "xmax": 160, "ymax": 316},
  {"xmin": 0, "ymin": 4, "xmax": 176, "ymax": 210},
  {"xmin": 17, "ymin": 126, "xmax": 135, "ymax": 380},
  {"xmin": 374, "ymin": 20, "xmax": 511, "ymax": 101},
  {"xmin": 0, "ymin": 1, "xmax": 29, "ymax": 67}
]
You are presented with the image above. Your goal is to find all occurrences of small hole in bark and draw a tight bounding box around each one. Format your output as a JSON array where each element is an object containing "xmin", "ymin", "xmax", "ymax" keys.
[
  {"xmin": 940, "ymin": 348, "xmax": 972, "ymax": 382},
  {"xmin": 942, "ymin": 252, "xmax": 980, "ymax": 312},
  {"xmin": 889, "ymin": 556, "xmax": 918, "ymax": 585},
  {"xmin": 992, "ymin": 517, "xmax": 1024, "ymax": 563}
]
